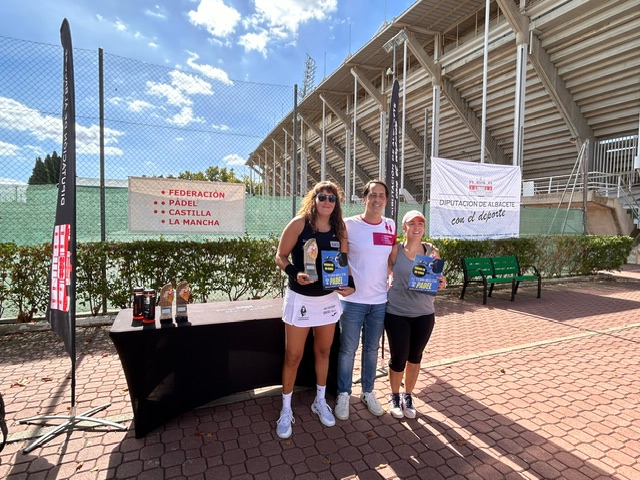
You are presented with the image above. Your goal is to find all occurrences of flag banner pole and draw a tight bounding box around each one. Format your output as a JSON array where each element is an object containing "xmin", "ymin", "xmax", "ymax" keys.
[
  {"xmin": 19, "ymin": 19, "xmax": 126, "ymax": 454},
  {"xmin": 384, "ymin": 79, "xmax": 400, "ymax": 225}
]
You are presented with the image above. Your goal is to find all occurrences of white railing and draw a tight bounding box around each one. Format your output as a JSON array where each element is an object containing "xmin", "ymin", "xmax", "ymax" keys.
[
  {"xmin": 523, "ymin": 171, "xmax": 637, "ymax": 197},
  {"xmin": 523, "ymin": 170, "xmax": 640, "ymax": 227}
]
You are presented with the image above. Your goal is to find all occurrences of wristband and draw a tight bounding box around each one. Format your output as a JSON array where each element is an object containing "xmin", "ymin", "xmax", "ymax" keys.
[
  {"xmin": 348, "ymin": 275, "xmax": 356, "ymax": 290},
  {"xmin": 284, "ymin": 264, "xmax": 300, "ymax": 282}
]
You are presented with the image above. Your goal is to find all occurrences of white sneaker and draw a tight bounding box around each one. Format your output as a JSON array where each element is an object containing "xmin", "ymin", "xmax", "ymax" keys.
[
  {"xmin": 360, "ymin": 391, "xmax": 384, "ymax": 416},
  {"xmin": 401, "ymin": 393, "xmax": 417, "ymax": 419},
  {"xmin": 276, "ymin": 408, "xmax": 294, "ymax": 438},
  {"xmin": 335, "ymin": 392, "xmax": 350, "ymax": 420},
  {"xmin": 388, "ymin": 393, "xmax": 404, "ymax": 419},
  {"xmin": 311, "ymin": 398, "xmax": 336, "ymax": 427}
]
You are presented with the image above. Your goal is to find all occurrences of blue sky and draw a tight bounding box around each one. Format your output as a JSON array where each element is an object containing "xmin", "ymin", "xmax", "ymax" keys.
[{"xmin": 0, "ymin": 0, "xmax": 414, "ymax": 185}]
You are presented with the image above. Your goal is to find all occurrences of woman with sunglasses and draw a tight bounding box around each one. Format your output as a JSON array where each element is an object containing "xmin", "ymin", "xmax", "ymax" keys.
[{"xmin": 274, "ymin": 181, "xmax": 355, "ymax": 439}]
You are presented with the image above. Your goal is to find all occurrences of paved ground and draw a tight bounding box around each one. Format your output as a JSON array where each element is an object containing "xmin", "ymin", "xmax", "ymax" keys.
[{"xmin": 1, "ymin": 267, "xmax": 639, "ymax": 479}]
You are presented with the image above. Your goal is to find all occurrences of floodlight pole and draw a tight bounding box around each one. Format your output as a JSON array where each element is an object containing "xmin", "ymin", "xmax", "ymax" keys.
[{"xmin": 480, "ymin": 0, "xmax": 490, "ymax": 163}]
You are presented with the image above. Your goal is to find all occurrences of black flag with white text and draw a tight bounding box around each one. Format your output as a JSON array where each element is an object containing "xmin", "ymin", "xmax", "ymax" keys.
[
  {"xmin": 48, "ymin": 18, "xmax": 77, "ymax": 361},
  {"xmin": 384, "ymin": 79, "xmax": 400, "ymax": 224}
]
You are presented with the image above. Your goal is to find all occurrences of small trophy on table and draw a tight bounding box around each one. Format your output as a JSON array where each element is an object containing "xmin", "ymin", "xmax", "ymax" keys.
[
  {"xmin": 303, "ymin": 238, "xmax": 319, "ymax": 282},
  {"xmin": 159, "ymin": 283, "xmax": 174, "ymax": 324},
  {"xmin": 175, "ymin": 281, "xmax": 190, "ymax": 324}
]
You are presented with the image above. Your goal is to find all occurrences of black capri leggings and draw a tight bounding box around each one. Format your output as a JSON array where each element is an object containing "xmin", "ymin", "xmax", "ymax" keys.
[{"xmin": 384, "ymin": 312, "xmax": 435, "ymax": 372}]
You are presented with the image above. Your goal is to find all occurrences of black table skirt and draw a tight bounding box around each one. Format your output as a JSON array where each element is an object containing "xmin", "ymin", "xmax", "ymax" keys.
[{"xmin": 110, "ymin": 298, "xmax": 339, "ymax": 438}]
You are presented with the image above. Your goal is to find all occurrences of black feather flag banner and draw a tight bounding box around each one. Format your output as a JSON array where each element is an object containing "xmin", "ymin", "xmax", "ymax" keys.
[
  {"xmin": 48, "ymin": 18, "xmax": 77, "ymax": 362},
  {"xmin": 384, "ymin": 79, "xmax": 400, "ymax": 224}
]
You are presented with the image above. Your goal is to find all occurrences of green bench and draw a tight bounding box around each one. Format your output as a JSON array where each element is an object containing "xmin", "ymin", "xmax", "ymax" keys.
[{"xmin": 461, "ymin": 255, "xmax": 541, "ymax": 305}]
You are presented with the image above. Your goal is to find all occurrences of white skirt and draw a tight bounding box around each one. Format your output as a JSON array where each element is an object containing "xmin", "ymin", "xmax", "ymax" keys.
[{"xmin": 282, "ymin": 289, "xmax": 342, "ymax": 327}]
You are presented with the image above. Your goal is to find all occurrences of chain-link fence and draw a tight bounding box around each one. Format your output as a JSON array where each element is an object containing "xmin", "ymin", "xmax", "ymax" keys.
[{"xmin": 0, "ymin": 35, "xmax": 583, "ymax": 246}]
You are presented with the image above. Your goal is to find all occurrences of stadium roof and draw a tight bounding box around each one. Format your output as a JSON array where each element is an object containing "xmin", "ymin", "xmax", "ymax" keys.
[{"xmin": 247, "ymin": 0, "xmax": 640, "ymax": 202}]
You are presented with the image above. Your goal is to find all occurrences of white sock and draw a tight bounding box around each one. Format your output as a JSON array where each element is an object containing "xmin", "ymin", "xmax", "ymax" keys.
[
  {"xmin": 282, "ymin": 392, "xmax": 292, "ymax": 411},
  {"xmin": 316, "ymin": 384, "xmax": 326, "ymax": 401}
]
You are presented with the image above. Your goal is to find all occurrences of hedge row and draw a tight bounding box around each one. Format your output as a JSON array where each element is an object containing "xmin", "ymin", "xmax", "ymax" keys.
[{"xmin": 0, "ymin": 235, "xmax": 632, "ymax": 322}]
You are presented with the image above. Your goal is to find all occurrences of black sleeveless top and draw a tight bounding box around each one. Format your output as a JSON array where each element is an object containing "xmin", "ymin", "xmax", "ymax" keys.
[{"xmin": 289, "ymin": 221, "xmax": 341, "ymax": 296}]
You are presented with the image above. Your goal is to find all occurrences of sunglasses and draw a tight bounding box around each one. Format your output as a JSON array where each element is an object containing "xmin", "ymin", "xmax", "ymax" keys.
[{"xmin": 317, "ymin": 193, "xmax": 337, "ymax": 203}]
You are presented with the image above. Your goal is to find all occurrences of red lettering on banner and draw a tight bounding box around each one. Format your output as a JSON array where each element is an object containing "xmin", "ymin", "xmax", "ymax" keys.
[
  {"xmin": 51, "ymin": 224, "xmax": 71, "ymax": 312},
  {"xmin": 169, "ymin": 199, "xmax": 197, "ymax": 206},
  {"xmin": 167, "ymin": 190, "xmax": 225, "ymax": 199}
]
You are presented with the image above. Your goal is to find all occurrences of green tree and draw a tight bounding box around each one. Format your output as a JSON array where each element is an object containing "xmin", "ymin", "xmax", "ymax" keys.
[
  {"xmin": 28, "ymin": 151, "xmax": 61, "ymax": 185},
  {"xmin": 172, "ymin": 166, "xmax": 268, "ymax": 194},
  {"xmin": 177, "ymin": 166, "xmax": 242, "ymax": 183}
]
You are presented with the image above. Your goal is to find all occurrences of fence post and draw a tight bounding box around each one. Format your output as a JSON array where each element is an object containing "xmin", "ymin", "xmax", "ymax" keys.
[{"xmin": 99, "ymin": 48, "xmax": 107, "ymax": 314}]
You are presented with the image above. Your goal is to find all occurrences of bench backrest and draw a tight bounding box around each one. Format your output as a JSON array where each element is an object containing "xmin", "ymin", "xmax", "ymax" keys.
[
  {"xmin": 491, "ymin": 255, "xmax": 520, "ymax": 277},
  {"xmin": 462, "ymin": 257, "xmax": 493, "ymax": 279}
]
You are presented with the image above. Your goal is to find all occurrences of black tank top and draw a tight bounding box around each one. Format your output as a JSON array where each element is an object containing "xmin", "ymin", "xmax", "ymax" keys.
[{"xmin": 289, "ymin": 221, "xmax": 341, "ymax": 296}]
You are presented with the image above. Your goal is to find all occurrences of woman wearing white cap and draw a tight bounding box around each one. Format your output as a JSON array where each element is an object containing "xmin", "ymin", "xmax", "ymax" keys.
[{"xmin": 385, "ymin": 210, "xmax": 446, "ymax": 418}]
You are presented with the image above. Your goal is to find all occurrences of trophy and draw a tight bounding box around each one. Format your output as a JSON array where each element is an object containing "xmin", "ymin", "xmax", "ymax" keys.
[
  {"xmin": 303, "ymin": 239, "xmax": 319, "ymax": 282},
  {"xmin": 175, "ymin": 281, "xmax": 190, "ymax": 323},
  {"xmin": 159, "ymin": 283, "xmax": 174, "ymax": 324}
]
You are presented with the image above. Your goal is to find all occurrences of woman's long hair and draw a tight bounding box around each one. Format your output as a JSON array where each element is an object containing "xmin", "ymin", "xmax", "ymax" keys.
[{"xmin": 297, "ymin": 181, "xmax": 346, "ymax": 240}]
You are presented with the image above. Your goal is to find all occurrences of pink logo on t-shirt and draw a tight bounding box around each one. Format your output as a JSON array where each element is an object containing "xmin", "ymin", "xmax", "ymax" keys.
[
  {"xmin": 384, "ymin": 221, "xmax": 394, "ymax": 234},
  {"xmin": 373, "ymin": 232, "xmax": 395, "ymax": 246}
]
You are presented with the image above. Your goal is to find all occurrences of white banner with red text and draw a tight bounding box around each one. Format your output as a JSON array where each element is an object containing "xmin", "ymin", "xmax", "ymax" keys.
[
  {"xmin": 128, "ymin": 177, "xmax": 245, "ymax": 234},
  {"xmin": 429, "ymin": 157, "xmax": 521, "ymax": 239}
]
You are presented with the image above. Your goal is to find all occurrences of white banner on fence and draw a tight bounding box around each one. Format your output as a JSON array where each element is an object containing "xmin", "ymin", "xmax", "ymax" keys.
[
  {"xmin": 128, "ymin": 177, "xmax": 245, "ymax": 234},
  {"xmin": 429, "ymin": 157, "xmax": 521, "ymax": 239}
]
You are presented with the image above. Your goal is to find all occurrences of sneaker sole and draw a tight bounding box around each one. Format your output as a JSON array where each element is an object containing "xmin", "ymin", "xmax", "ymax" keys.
[
  {"xmin": 311, "ymin": 404, "xmax": 336, "ymax": 427},
  {"xmin": 361, "ymin": 396, "xmax": 384, "ymax": 416},
  {"xmin": 334, "ymin": 410, "xmax": 349, "ymax": 421},
  {"xmin": 402, "ymin": 409, "xmax": 417, "ymax": 419},
  {"xmin": 276, "ymin": 426, "xmax": 292, "ymax": 439},
  {"xmin": 390, "ymin": 410, "xmax": 404, "ymax": 419}
]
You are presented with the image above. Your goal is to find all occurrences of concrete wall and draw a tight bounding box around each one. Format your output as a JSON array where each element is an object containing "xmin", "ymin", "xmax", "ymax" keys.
[{"xmin": 521, "ymin": 191, "xmax": 637, "ymax": 237}]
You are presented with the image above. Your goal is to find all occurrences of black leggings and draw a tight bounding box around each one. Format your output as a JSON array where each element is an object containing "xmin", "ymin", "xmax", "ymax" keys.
[{"xmin": 384, "ymin": 312, "xmax": 435, "ymax": 372}]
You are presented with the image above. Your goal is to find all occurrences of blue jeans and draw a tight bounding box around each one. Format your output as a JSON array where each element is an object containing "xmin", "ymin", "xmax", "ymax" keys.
[{"xmin": 337, "ymin": 301, "xmax": 386, "ymax": 394}]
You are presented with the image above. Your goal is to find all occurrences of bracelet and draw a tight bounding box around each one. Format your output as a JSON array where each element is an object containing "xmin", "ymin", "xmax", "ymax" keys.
[
  {"xmin": 284, "ymin": 264, "xmax": 300, "ymax": 282},
  {"xmin": 347, "ymin": 275, "xmax": 356, "ymax": 290}
]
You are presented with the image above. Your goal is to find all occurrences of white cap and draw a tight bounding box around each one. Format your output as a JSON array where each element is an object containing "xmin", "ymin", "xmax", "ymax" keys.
[{"xmin": 402, "ymin": 210, "xmax": 426, "ymax": 224}]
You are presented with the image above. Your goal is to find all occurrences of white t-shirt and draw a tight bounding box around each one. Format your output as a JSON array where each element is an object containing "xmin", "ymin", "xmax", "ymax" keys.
[{"xmin": 341, "ymin": 214, "xmax": 396, "ymax": 305}]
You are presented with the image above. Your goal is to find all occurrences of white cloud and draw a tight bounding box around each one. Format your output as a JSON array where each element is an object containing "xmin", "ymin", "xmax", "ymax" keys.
[
  {"xmin": 127, "ymin": 100, "xmax": 155, "ymax": 112},
  {"xmin": 146, "ymin": 81, "xmax": 192, "ymax": 106},
  {"xmin": 0, "ymin": 96, "xmax": 124, "ymax": 155},
  {"xmin": 238, "ymin": 31, "xmax": 270, "ymax": 57},
  {"xmin": 212, "ymin": 123, "xmax": 230, "ymax": 131},
  {"xmin": 76, "ymin": 124, "xmax": 124, "ymax": 154},
  {"xmin": 169, "ymin": 70, "xmax": 214, "ymax": 95},
  {"xmin": 188, "ymin": 0, "xmax": 241, "ymax": 38},
  {"xmin": 0, "ymin": 177, "xmax": 26, "ymax": 185},
  {"xmin": 145, "ymin": 6, "xmax": 167, "ymax": 19},
  {"xmin": 223, "ymin": 153, "xmax": 245, "ymax": 166},
  {"xmin": 186, "ymin": 51, "xmax": 233, "ymax": 85},
  {"xmin": 23, "ymin": 145, "xmax": 48, "ymax": 159},
  {"xmin": 114, "ymin": 19, "xmax": 127, "ymax": 31},
  {"xmin": 234, "ymin": 0, "xmax": 338, "ymax": 54},
  {"xmin": 148, "ymin": 41, "xmax": 159, "ymax": 48},
  {"xmin": 0, "ymin": 140, "xmax": 19, "ymax": 156},
  {"xmin": 254, "ymin": 0, "xmax": 337, "ymax": 33},
  {"xmin": 167, "ymin": 106, "xmax": 205, "ymax": 127}
]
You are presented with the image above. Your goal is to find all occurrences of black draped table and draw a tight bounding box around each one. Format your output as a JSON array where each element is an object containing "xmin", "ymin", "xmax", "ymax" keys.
[{"xmin": 110, "ymin": 298, "xmax": 330, "ymax": 438}]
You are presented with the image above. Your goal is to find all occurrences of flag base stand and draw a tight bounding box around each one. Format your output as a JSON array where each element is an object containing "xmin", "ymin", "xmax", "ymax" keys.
[{"xmin": 19, "ymin": 403, "xmax": 127, "ymax": 454}]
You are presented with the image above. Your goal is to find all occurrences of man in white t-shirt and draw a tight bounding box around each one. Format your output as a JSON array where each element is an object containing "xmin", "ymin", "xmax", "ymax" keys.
[{"xmin": 335, "ymin": 180, "xmax": 396, "ymax": 420}]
